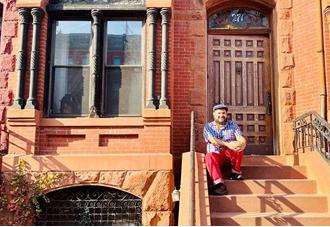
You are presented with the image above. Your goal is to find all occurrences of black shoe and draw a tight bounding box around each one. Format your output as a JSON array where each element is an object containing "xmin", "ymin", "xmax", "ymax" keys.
[
  {"xmin": 230, "ymin": 172, "xmax": 244, "ymax": 180},
  {"xmin": 212, "ymin": 183, "xmax": 228, "ymax": 195}
]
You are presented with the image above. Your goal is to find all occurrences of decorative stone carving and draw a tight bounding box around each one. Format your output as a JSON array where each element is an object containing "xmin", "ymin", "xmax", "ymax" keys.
[
  {"xmin": 13, "ymin": 8, "xmax": 30, "ymax": 109},
  {"xmin": 26, "ymin": 8, "xmax": 44, "ymax": 109},
  {"xmin": 159, "ymin": 8, "xmax": 169, "ymax": 109},
  {"xmin": 88, "ymin": 9, "xmax": 103, "ymax": 118},
  {"xmin": 146, "ymin": 8, "xmax": 158, "ymax": 108}
]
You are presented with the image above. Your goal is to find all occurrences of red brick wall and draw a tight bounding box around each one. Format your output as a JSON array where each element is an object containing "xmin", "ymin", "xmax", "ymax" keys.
[
  {"xmin": 0, "ymin": 0, "xmax": 16, "ymax": 152},
  {"xmin": 37, "ymin": 13, "xmax": 47, "ymax": 111},
  {"xmin": 292, "ymin": 0, "xmax": 322, "ymax": 116},
  {"xmin": 324, "ymin": 10, "xmax": 330, "ymax": 115},
  {"xmin": 171, "ymin": 0, "xmax": 207, "ymax": 154}
]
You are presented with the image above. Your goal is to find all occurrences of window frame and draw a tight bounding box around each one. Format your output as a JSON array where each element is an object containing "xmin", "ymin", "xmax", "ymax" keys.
[
  {"xmin": 101, "ymin": 18, "xmax": 145, "ymax": 117},
  {"xmin": 45, "ymin": 11, "xmax": 146, "ymax": 118},
  {"xmin": 47, "ymin": 17, "xmax": 92, "ymax": 117}
]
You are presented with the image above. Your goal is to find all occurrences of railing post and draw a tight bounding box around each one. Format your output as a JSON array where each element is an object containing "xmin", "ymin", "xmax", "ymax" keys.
[
  {"xmin": 294, "ymin": 121, "xmax": 298, "ymax": 153},
  {"xmin": 189, "ymin": 111, "xmax": 195, "ymax": 226}
]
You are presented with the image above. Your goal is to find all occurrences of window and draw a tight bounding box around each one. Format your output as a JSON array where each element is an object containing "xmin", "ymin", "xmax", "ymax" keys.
[
  {"xmin": 47, "ymin": 15, "xmax": 144, "ymax": 117},
  {"xmin": 50, "ymin": 21, "xmax": 91, "ymax": 116},
  {"xmin": 104, "ymin": 21, "xmax": 143, "ymax": 116}
]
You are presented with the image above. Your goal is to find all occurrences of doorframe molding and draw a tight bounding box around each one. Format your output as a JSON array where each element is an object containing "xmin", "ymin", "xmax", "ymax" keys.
[{"xmin": 205, "ymin": 1, "xmax": 279, "ymax": 155}]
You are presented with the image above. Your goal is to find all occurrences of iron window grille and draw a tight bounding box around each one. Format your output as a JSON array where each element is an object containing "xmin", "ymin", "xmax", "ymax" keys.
[{"xmin": 36, "ymin": 185, "xmax": 142, "ymax": 226}]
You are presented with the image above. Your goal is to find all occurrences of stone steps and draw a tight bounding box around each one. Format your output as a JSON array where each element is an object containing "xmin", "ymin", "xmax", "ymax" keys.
[
  {"xmin": 211, "ymin": 212, "xmax": 330, "ymax": 226},
  {"xmin": 209, "ymin": 155, "xmax": 330, "ymax": 226},
  {"xmin": 210, "ymin": 194, "xmax": 328, "ymax": 213},
  {"xmin": 224, "ymin": 179, "xmax": 317, "ymax": 194},
  {"xmin": 242, "ymin": 155, "xmax": 289, "ymax": 166},
  {"xmin": 241, "ymin": 166, "xmax": 307, "ymax": 179}
]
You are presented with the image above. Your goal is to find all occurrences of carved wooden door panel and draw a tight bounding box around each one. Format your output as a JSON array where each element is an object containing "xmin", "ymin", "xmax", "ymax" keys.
[{"xmin": 208, "ymin": 35, "xmax": 273, "ymax": 155}]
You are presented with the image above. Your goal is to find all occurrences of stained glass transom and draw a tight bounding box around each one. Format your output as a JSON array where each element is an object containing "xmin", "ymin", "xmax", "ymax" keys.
[{"xmin": 209, "ymin": 8, "xmax": 269, "ymax": 30}]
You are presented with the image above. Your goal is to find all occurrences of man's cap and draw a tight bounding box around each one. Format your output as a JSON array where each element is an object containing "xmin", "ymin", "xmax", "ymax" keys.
[{"xmin": 213, "ymin": 104, "xmax": 228, "ymax": 112}]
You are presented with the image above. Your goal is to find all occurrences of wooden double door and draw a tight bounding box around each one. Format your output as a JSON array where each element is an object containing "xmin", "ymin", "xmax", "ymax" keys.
[{"xmin": 207, "ymin": 35, "xmax": 273, "ymax": 155}]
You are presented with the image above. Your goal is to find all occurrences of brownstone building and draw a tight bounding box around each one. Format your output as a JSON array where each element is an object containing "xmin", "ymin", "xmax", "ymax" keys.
[{"xmin": 1, "ymin": 0, "xmax": 330, "ymax": 225}]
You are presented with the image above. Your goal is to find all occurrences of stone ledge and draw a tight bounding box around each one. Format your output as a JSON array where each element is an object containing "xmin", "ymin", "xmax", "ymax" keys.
[
  {"xmin": 2, "ymin": 153, "xmax": 173, "ymax": 171},
  {"xmin": 40, "ymin": 117, "xmax": 144, "ymax": 127},
  {"xmin": 7, "ymin": 108, "xmax": 41, "ymax": 120},
  {"xmin": 16, "ymin": 0, "xmax": 48, "ymax": 9},
  {"xmin": 145, "ymin": 0, "xmax": 171, "ymax": 8}
]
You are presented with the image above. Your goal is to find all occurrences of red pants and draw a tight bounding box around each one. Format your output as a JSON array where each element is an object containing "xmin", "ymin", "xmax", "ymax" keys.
[{"xmin": 205, "ymin": 149, "xmax": 244, "ymax": 184}]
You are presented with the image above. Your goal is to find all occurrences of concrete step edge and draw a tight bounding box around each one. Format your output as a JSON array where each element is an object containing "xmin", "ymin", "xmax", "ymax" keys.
[
  {"xmin": 211, "ymin": 212, "xmax": 330, "ymax": 218},
  {"xmin": 224, "ymin": 179, "xmax": 315, "ymax": 182},
  {"xmin": 210, "ymin": 194, "xmax": 328, "ymax": 199}
]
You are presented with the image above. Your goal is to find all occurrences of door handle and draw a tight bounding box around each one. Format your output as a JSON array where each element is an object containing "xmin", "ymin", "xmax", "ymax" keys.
[{"xmin": 266, "ymin": 91, "xmax": 272, "ymax": 115}]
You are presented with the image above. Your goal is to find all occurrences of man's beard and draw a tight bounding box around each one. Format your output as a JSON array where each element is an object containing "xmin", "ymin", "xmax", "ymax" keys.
[{"xmin": 217, "ymin": 118, "xmax": 227, "ymax": 125}]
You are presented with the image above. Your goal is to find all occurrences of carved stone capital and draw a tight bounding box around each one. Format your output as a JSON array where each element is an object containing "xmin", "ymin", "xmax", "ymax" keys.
[
  {"xmin": 91, "ymin": 9, "xmax": 103, "ymax": 25},
  {"xmin": 31, "ymin": 8, "xmax": 44, "ymax": 23},
  {"xmin": 160, "ymin": 8, "xmax": 169, "ymax": 24},
  {"xmin": 18, "ymin": 8, "xmax": 30, "ymax": 24},
  {"xmin": 147, "ymin": 8, "xmax": 158, "ymax": 24}
]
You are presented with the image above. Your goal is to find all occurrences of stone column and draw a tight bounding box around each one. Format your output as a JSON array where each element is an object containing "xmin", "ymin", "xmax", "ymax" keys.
[
  {"xmin": 89, "ymin": 9, "xmax": 103, "ymax": 117},
  {"xmin": 26, "ymin": 8, "xmax": 44, "ymax": 109},
  {"xmin": 146, "ymin": 8, "xmax": 157, "ymax": 108},
  {"xmin": 13, "ymin": 8, "xmax": 30, "ymax": 109},
  {"xmin": 159, "ymin": 8, "xmax": 169, "ymax": 109}
]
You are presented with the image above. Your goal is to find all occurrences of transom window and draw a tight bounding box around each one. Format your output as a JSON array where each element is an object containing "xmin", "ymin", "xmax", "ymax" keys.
[
  {"xmin": 47, "ymin": 14, "xmax": 144, "ymax": 117},
  {"xmin": 208, "ymin": 8, "xmax": 269, "ymax": 30}
]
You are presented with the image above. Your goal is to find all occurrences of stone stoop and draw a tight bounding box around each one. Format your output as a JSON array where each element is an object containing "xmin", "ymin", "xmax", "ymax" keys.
[{"xmin": 210, "ymin": 155, "xmax": 330, "ymax": 226}]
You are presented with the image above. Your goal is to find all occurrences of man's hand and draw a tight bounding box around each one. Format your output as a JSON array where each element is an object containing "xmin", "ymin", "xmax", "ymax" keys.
[
  {"xmin": 208, "ymin": 136, "xmax": 246, "ymax": 152},
  {"xmin": 225, "ymin": 141, "xmax": 244, "ymax": 152}
]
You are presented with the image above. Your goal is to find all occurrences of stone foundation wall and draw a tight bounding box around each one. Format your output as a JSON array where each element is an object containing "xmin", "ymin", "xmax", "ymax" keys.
[{"xmin": 1, "ymin": 170, "xmax": 175, "ymax": 226}]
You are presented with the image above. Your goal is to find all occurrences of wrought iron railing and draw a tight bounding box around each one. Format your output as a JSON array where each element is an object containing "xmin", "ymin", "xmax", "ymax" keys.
[{"xmin": 293, "ymin": 111, "xmax": 330, "ymax": 162}]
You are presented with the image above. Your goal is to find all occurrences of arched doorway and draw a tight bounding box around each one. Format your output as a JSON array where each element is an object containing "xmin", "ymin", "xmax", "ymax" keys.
[
  {"xmin": 36, "ymin": 186, "xmax": 142, "ymax": 226},
  {"xmin": 207, "ymin": 5, "xmax": 274, "ymax": 155}
]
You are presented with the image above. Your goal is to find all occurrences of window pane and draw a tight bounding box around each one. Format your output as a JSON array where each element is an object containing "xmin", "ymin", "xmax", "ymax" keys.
[
  {"xmin": 107, "ymin": 21, "xmax": 142, "ymax": 65},
  {"xmin": 54, "ymin": 21, "xmax": 91, "ymax": 65},
  {"xmin": 51, "ymin": 67, "xmax": 90, "ymax": 115},
  {"xmin": 105, "ymin": 67, "xmax": 142, "ymax": 116}
]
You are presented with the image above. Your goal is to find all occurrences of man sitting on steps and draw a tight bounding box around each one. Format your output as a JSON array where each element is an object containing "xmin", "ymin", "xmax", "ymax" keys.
[{"xmin": 203, "ymin": 104, "xmax": 247, "ymax": 195}]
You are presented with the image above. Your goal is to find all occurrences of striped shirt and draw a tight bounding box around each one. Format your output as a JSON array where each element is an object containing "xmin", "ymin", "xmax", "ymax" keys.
[{"xmin": 203, "ymin": 120, "xmax": 242, "ymax": 153}]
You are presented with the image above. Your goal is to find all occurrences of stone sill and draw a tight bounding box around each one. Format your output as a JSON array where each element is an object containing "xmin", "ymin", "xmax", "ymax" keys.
[
  {"xmin": 40, "ymin": 117, "xmax": 144, "ymax": 127},
  {"xmin": 8, "ymin": 108, "xmax": 171, "ymax": 127},
  {"xmin": 2, "ymin": 153, "xmax": 173, "ymax": 171},
  {"xmin": 16, "ymin": 0, "xmax": 48, "ymax": 9},
  {"xmin": 146, "ymin": 0, "xmax": 172, "ymax": 8}
]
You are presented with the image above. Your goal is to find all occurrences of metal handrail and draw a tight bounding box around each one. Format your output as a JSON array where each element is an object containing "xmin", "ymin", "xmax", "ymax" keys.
[
  {"xmin": 189, "ymin": 111, "xmax": 195, "ymax": 226},
  {"xmin": 293, "ymin": 111, "xmax": 330, "ymax": 162}
]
